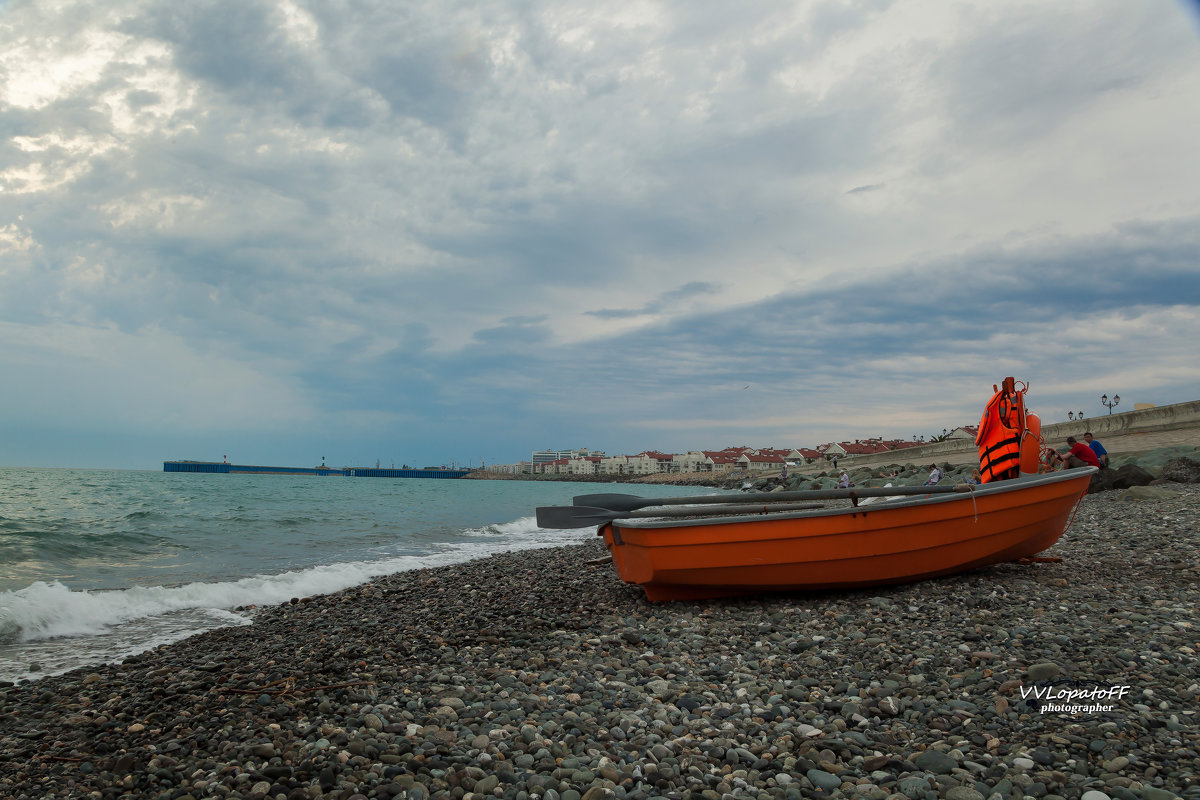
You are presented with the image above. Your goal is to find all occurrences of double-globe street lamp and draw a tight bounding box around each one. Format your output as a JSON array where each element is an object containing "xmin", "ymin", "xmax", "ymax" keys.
[{"xmin": 1100, "ymin": 393, "xmax": 1120, "ymax": 415}]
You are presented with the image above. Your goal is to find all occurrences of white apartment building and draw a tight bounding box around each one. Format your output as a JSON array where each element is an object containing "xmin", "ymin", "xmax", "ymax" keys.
[
  {"xmin": 599, "ymin": 455, "xmax": 630, "ymax": 475},
  {"xmin": 673, "ymin": 451, "xmax": 715, "ymax": 473},
  {"xmin": 530, "ymin": 447, "xmax": 604, "ymax": 465}
]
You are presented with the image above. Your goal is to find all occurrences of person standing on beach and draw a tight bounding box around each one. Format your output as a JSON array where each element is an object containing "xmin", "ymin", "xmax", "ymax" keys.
[
  {"xmin": 1063, "ymin": 436, "xmax": 1101, "ymax": 469},
  {"xmin": 1084, "ymin": 432, "xmax": 1109, "ymax": 468}
]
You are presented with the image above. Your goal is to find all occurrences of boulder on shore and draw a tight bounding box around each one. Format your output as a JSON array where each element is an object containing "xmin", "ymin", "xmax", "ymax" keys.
[
  {"xmin": 1160, "ymin": 456, "xmax": 1200, "ymax": 484},
  {"xmin": 1088, "ymin": 463, "xmax": 1155, "ymax": 493}
]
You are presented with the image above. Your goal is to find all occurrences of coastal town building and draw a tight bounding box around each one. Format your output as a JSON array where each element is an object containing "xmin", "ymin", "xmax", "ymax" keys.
[
  {"xmin": 531, "ymin": 447, "xmax": 603, "ymax": 465},
  {"xmin": 481, "ymin": 401, "xmax": 1200, "ymax": 477},
  {"xmin": 737, "ymin": 452, "xmax": 787, "ymax": 471},
  {"xmin": 496, "ymin": 437, "xmax": 930, "ymax": 476},
  {"xmin": 671, "ymin": 451, "xmax": 713, "ymax": 473}
]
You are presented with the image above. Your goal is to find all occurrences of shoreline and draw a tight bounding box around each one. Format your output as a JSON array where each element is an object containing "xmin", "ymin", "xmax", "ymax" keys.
[
  {"xmin": 471, "ymin": 438, "xmax": 1200, "ymax": 492},
  {"xmin": 473, "ymin": 413, "xmax": 1200, "ymax": 489},
  {"xmin": 2, "ymin": 485, "xmax": 1198, "ymax": 798}
]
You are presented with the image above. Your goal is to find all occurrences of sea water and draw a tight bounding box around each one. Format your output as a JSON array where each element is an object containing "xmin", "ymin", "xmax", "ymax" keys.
[{"xmin": 0, "ymin": 467, "xmax": 699, "ymax": 683}]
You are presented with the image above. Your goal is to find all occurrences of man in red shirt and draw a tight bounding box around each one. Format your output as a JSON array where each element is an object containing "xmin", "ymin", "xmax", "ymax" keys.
[{"xmin": 1062, "ymin": 436, "xmax": 1101, "ymax": 469}]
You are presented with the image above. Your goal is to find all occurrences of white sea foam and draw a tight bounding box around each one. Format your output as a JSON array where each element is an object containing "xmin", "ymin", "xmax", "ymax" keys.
[
  {"xmin": 0, "ymin": 515, "xmax": 598, "ymax": 684},
  {"xmin": 461, "ymin": 515, "xmax": 542, "ymax": 537},
  {"xmin": 0, "ymin": 607, "xmax": 254, "ymax": 684},
  {"xmin": 1, "ymin": 518, "xmax": 594, "ymax": 644},
  {"xmin": 2, "ymin": 469, "xmax": 652, "ymax": 682}
]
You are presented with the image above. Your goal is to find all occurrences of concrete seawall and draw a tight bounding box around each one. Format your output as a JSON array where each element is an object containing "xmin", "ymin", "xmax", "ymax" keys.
[{"xmin": 1043, "ymin": 398, "xmax": 1200, "ymax": 438}]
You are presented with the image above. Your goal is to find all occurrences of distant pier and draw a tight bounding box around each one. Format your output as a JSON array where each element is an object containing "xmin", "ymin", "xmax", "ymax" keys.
[{"xmin": 163, "ymin": 461, "xmax": 472, "ymax": 479}]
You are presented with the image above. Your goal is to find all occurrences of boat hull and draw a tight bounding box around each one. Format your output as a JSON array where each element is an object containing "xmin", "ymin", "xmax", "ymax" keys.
[{"xmin": 600, "ymin": 469, "xmax": 1095, "ymax": 601}]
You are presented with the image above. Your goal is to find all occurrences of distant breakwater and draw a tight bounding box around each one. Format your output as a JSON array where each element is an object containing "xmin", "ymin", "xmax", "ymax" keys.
[{"xmin": 164, "ymin": 461, "xmax": 472, "ymax": 479}]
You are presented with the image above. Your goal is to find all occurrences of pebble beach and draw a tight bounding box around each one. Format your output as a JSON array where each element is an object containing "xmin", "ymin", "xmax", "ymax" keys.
[{"xmin": 2, "ymin": 484, "xmax": 1198, "ymax": 800}]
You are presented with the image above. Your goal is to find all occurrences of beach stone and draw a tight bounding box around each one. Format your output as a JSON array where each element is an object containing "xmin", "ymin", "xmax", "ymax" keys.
[
  {"xmin": 806, "ymin": 769, "xmax": 842, "ymax": 792},
  {"xmin": 1089, "ymin": 463, "xmax": 1154, "ymax": 493},
  {"xmin": 1141, "ymin": 790, "xmax": 1180, "ymax": 800},
  {"xmin": 862, "ymin": 755, "xmax": 891, "ymax": 772},
  {"xmin": 1026, "ymin": 663, "xmax": 1060, "ymax": 682},
  {"xmin": 990, "ymin": 779, "xmax": 1013, "ymax": 797},
  {"xmin": 898, "ymin": 776, "xmax": 932, "ymax": 798},
  {"xmin": 1160, "ymin": 456, "xmax": 1200, "ymax": 483},
  {"xmin": 945, "ymin": 788, "xmax": 984, "ymax": 800},
  {"xmin": 1102, "ymin": 756, "xmax": 1129, "ymax": 772},
  {"xmin": 913, "ymin": 750, "xmax": 957, "ymax": 774},
  {"xmin": 1030, "ymin": 748, "xmax": 1056, "ymax": 766},
  {"xmin": 645, "ymin": 679, "xmax": 671, "ymax": 699},
  {"xmin": 1080, "ymin": 792, "xmax": 1110, "ymax": 800}
]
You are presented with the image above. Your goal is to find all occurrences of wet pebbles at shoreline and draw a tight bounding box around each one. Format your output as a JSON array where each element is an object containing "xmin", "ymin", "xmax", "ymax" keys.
[{"xmin": 1, "ymin": 486, "xmax": 1198, "ymax": 800}]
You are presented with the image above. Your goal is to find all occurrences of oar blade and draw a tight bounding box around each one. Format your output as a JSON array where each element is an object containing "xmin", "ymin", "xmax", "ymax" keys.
[
  {"xmin": 572, "ymin": 493, "xmax": 652, "ymax": 512},
  {"xmin": 536, "ymin": 505, "xmax": 618, "ymax": 529}
]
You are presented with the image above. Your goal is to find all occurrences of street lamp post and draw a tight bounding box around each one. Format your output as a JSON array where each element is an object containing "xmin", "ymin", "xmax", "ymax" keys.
[{"xmin": 1100, "ymin": 394, "xmax": 1120, "ymax": 415}]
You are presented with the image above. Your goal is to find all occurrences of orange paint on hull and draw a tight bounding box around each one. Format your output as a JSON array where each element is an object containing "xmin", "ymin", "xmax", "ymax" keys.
[{"xmin": 600, "ymin": 469, "xmax": 1094, "ymax": 602}]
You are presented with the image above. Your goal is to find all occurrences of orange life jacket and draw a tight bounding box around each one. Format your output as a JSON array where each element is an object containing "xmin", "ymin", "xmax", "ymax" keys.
[{"xmin": 975, "ymin": 377, "xmax": 1036, "ymax": 483}]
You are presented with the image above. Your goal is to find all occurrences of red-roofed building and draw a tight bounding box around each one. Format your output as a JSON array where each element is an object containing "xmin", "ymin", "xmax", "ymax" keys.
[
  {"xmin": 737, "ymin": 452, "xmax": 787, "ymax": 471},
  {"xmin": 532, "ymin": 457, "xmax": 572, "ymax": 475},
  {"xmin": 625, "ymin": 451, "xmax": 676, "ymax": 475},
  {"xmin": 566, "ymin": 456, "xmax": 604, "ymax": 475},
  {"xmin": 703, "ymin": 450, "xmax": 746, "ymax": 472}
]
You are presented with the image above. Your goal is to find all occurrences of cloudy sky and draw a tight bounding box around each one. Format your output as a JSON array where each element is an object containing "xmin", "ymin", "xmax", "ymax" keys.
[{"xmin": 2, "ymin": 0, "xmax": 1199, "ymax": 470}]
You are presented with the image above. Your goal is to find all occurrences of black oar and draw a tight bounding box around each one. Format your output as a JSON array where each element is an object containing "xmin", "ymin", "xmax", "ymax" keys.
[
  {"xmin": 537, "ymin": 501, "xmax": 826, "ymax": 529},
  {"xmin": 575, "ymin": 483, "xmax": 972, "ymax": 512}
]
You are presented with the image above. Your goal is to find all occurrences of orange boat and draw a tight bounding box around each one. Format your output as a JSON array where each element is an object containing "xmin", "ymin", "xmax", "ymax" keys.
[
  {"xmin": 536, "ymin": 378, "xmax": 1095, "ymax": 601},
  {"xmin": 585, "ymin": 468, "xmax": 1094, "ymax": 601}
]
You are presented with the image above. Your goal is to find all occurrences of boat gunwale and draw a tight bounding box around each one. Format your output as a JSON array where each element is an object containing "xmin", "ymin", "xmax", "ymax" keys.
[{"xmin": 610, "ymin": 467, "xmax": 1096, "ymax": 530}]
